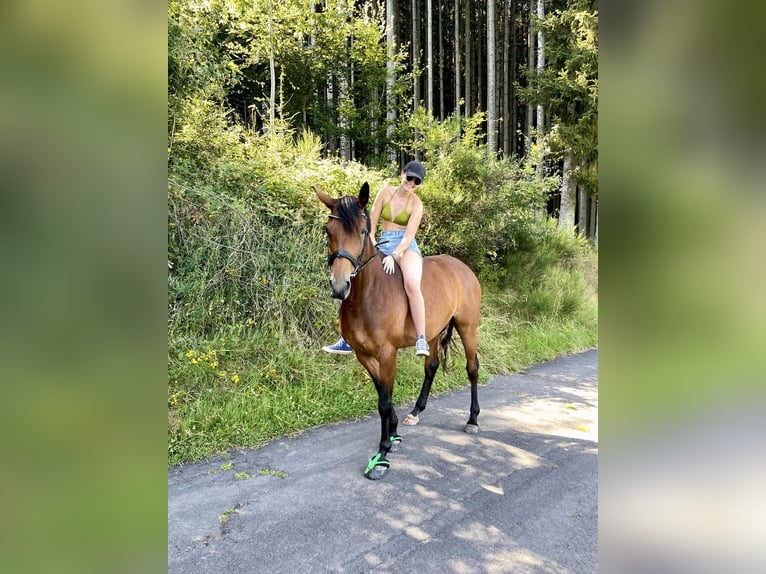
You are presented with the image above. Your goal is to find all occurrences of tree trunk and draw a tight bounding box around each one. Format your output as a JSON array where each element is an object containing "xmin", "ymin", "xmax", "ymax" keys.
[
  {"xmin": 438, "ymin": 1, "xmax": 444, "ymax": 119},
  {"xmin": 526, "ymin": 2, "xmax": 534, "ymax": 152},
  {"xmin": 480, "ymin": 1, "xmax": 487, "ymax": 115},
  {"xmin": 502, "ymin": 0, "xmax": 509, "ymax": 155},
  {"xmin": 412, "ymin": 0, "xmax": 420, "ymax": 109},
  {"xmin": 454, "ymin": 0, "xmax": 461, "ymax": 118},
  {"xmin": 339, "ymin": 68, "xmax": 350, "ymax": 160},
  {"xmin": 535, "ymin": 0, "xmax": 544, "ymax": 137},
  {"xmin": 464, "ymin": 0, "xmax": 471, "ymax": 114},
  {"xmin": 427, "ymin": 0, "xmax": 434, "ymax": 111},
  {"xmin": 593, "ymin": 199, "xmax": 598, "ymax": 246},
  {"xmin": 590, "ymin": 195, "xmax": 598, "ymax": 243},
  {"xmin": 558, "ymin": 151, "xmax": 575, "ymax": 232},
  {"xmin": 268, "ymin": 0, "xmax": 276, "ymax": 130},
  {"xmin": 386, "ymin": 0, "xmax": 396, "ymax": 161},
  {"xmin": 487, "ymin": 0, "xmax": 497, "ymax": 153},
  {"xmin": 309, "ymin": 0, "xmax": 317, "ymax": 132},
  {"xmin": 577, "ymin": 182, "xmax": 588, "ymax": 237},
  {"xmin": 455, "ymin": 0, "xmax": 461, "ymax": 118},
  {"xmin": 508, "ymin": 0, "xmax": 516, "ymax": 156}
]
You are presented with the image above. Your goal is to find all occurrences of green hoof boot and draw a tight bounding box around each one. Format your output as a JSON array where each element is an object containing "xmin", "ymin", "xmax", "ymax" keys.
[
  {"xmin": 389, "ymin": 434, "xmax": 403, "ymax": 453},
  {"xmin": 364, "ymin": 452, "xmax": 390, "ymax": 480}
]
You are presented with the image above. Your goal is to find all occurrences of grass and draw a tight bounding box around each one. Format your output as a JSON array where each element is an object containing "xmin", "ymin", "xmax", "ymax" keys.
[
  {"xmin": 218, "ymin": 507, "xmax": 239, "ymax": 524},
  {"xmin": 258, "ymin": 468, "xmax": 288, "ymax": 479},
  {"xmin": 168, "ymin": 286, "xmax": 597, "ymax": 467}
]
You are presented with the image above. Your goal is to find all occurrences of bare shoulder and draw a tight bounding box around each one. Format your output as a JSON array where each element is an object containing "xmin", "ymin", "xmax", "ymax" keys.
[{"xmin": 377, "ymin": 186, "xmax": 397, "ymax": 201}]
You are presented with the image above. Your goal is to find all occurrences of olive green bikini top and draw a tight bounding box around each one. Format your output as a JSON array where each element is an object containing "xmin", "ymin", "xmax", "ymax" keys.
[{"xmin": 380, "ymin": 190, "xmax": 411, "ymax": 226}]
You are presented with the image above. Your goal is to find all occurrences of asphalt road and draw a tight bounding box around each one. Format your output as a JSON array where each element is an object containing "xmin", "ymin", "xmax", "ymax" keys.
[{"xmin": 168, "ymin": 348, "xmax": 598, "ymax": 573}]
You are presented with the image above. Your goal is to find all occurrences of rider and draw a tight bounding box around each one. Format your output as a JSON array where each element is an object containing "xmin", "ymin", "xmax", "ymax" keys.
[{"xmin": 322, "ymin": 160, "xmax": 430, "ymax": 357}]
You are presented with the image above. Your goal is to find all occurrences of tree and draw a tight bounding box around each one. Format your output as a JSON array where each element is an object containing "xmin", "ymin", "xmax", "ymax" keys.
[
  {"xmin": 267, "ymin": 0, "xmax": 276, "ymax": 129},
  {"xmin": 427, "ymin": 0, "xmax": 434, "ymax": 111},
  {"xmin": 454, "ymin": 0, "xmax": 461, "ymax": 118},
  {"xmin": 536, "ymin": 0, "xmax": 545, "ymax": 137},
  {"xmin": 538, "ymin": 0, "xmax": 598, "ymax": 234},
  {"xmin": 464, "ymin": 0, "xmax": 472, "ymax": 113},
  {"xmin": 487, "ymin": 0, "xmax": 497, "ymax": 154},
  {"xmin": 386, "ymin": 0, "xmax": 397, "ymax": 160},
  {"xmin": 526, "ymin": 1, "xmax": 534, "ymax": 151}
]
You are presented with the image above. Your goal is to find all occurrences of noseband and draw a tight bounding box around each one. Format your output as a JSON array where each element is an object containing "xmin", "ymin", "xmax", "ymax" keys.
[{"xmin": 327, "ymin": 210, "xmax": 375, "ymax": 279}]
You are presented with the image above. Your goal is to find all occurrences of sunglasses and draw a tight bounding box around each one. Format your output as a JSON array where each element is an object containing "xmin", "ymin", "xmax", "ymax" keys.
[{"xmin": 406, "ymin": 176, "xmax": 422, "ymax": 186}]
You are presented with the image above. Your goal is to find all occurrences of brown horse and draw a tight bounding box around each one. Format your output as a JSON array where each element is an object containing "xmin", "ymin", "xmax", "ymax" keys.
[{"xmin": 316, "ymin": 183, "xmax": 482, "ymax": 480}]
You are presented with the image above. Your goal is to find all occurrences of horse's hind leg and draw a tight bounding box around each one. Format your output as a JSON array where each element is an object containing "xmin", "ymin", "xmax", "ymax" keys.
[
  {"xmin": 465, "ymin": 353, "xmax": 480, "ymax": 433},
  {"xmin": 403, "ymin": 343, "xmax": 440, "ymax": 426},
  {"xmin": 455, "ymin": 320, "xmax": 480, "ymax": 433}
]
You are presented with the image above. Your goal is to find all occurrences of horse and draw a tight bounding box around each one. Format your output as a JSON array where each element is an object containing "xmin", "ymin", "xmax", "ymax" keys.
[{"xmin": 316, "ymin": 182, "xmax": 482, "ymax": 480}]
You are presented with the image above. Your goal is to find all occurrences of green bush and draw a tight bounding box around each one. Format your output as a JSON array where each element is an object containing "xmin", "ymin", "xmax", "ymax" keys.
[{"xmin": 406, "ymin": 109, "xmax": 558, "ymax": 278}]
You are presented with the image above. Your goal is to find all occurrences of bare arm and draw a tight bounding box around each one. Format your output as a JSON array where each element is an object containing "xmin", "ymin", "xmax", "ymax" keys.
[{"xmin": 368, "ymin": 187, "xmax": 390, "ymax": 246}]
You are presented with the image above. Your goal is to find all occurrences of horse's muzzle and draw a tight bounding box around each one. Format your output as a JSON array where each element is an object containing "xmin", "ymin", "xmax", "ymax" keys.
[{"xmin": 329, "ymin": 278, "xmax": 350, "ymax": 300}]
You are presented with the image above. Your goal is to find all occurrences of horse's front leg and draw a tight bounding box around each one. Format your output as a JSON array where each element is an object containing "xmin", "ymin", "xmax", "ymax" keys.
[{"xmin": 359, "ymin": 349, "xmax": 398, "ymax": 480}]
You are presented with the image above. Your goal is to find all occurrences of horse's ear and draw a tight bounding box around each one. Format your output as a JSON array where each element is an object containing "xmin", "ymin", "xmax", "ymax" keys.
[
  {"xmin": 314, "ymin": 187, "xmax": 336, "ymax": 211},
  {"xmin": 358, "ymin": 182, "xmax": 370, "ymax": 209}
]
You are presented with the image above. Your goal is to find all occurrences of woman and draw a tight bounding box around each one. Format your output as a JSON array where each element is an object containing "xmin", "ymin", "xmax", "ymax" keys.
[{"xmin": 322, "ymin": 160, "xmax": 430, "ymax": 357}]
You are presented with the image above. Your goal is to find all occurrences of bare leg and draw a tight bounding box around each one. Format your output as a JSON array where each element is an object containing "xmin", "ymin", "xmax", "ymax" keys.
[{"xmin": 399, "ymin": 250, "xmax": 426, "ymax": 337}]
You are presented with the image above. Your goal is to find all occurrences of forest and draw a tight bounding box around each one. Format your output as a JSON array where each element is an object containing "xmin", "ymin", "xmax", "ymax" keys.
[
  {"xmin": 168, "ymin": 0, "xmax": 598, "ymax": 464},
  {"xmin": 169, "ymin": 0, "xmax": 598, "ymax": 236}
]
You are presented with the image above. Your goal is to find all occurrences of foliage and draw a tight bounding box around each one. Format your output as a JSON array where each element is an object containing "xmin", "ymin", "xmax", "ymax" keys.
[
  {"xmin": 406, "ymin": 109, "xmax": 558, "ymax": 279},
  {"xmin": 517, "ymin": 0, "xmax": 598, "ymax": 194},
  {"xmin": 168, "ymin": 0, "xmax": 413, "ymax": 163},
  {"xmin": 168, "ymin": 109, "xmax": 383, "ymax": 341},
  {"xmin": 168, "ymin": 0, "xmax": 239, "ymax": 107}
]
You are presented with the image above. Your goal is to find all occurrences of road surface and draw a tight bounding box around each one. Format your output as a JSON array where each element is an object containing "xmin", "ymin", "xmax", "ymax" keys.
[{"xmin": 169, "ymin": 348, "xmax": 598, "ymax": 573}]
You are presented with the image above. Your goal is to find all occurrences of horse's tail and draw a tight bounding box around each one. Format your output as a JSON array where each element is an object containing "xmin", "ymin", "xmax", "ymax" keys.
[{"xmin": 438, "ymin": 318, "xmax": 456, "ymax": 374}]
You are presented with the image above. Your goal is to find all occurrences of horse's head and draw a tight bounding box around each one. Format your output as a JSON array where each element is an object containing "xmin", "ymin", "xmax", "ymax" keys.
[{"xmin": 315, "ymin": 182, "xmax": 371, "ymax": 300}]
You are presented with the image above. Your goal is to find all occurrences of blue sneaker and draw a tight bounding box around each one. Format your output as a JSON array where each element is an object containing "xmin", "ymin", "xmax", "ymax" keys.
[
  {"xmin": 322, "ymin": 337, "xmax": 353, "ymax": 355},
  {"xmin": 415, "ymin": 336, "xmax": 430, "ymax": 357}
]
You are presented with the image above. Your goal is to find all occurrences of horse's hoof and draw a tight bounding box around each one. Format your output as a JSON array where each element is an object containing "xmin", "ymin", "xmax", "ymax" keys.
[
  {"xmin": 365, "ymin": 464, "xmax": 389, "ymax": 480},
  {"xmin": 464, "ymin": 423, "xmax": 479, "ymax": 434},
  {"xmin": 389, "ymin": 435, "xmax": 402, "ymax": 453},
  {"xmin": 364, "ymin": 453, "xmax": 390, "ymax": 480},
  {"xmin": 402, "ymin": 414, "xmax": 419, "ymax": 426}
]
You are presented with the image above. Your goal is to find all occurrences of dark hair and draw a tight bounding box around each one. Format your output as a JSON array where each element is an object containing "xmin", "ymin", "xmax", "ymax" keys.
[{"xmin": 336, "ymin": 196, "xmax": 370, "ymax": 234}]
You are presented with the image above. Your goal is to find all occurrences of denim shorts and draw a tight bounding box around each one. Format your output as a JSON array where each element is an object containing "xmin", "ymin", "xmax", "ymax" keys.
[{"xmin": 378, "ymin": 230, "xmax": 421, "ymax": 257}]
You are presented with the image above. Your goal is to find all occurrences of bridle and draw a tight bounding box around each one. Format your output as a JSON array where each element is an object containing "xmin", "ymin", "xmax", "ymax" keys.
[{"xmin": 327, "ymin": 209, "xmax": 377, "ymax": 279}]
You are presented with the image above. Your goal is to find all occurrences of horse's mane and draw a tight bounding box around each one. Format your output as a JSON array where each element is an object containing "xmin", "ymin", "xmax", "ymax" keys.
[{"xmin": 336, "ymin": 195, "xmax": 370, "ymax": 234}]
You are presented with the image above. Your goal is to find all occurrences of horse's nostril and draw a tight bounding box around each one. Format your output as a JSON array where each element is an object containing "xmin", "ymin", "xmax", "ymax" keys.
[{"xmin": 329, "ymin": 278, "xmax": 350, "ymax": 300}]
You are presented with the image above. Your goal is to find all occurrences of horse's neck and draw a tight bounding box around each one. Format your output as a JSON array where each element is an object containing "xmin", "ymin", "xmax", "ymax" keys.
[{"xmin": 345, "ymin": 239, "xmax": 387, "ymax": 303}]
